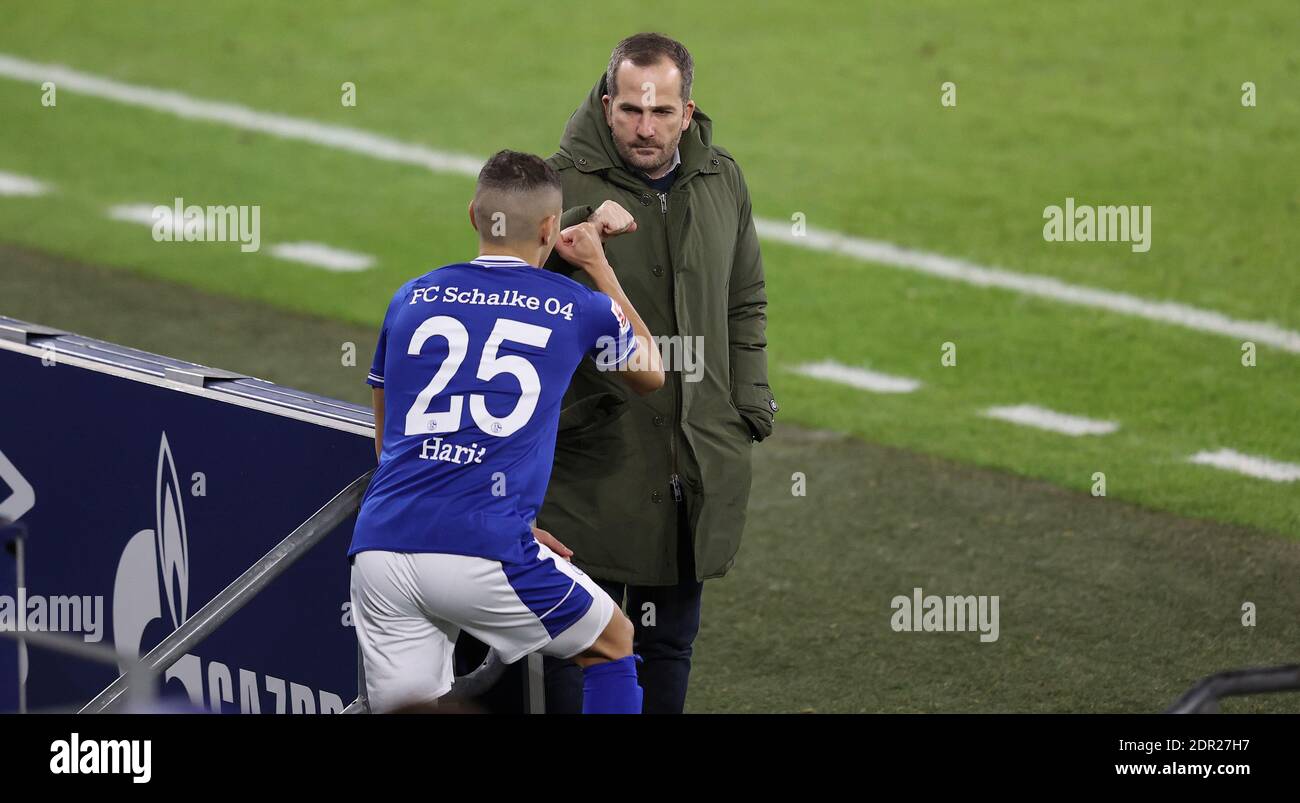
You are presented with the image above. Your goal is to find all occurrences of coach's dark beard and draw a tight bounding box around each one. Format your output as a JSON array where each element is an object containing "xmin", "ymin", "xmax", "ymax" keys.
[{"xmin": 613, "ymin": 128, "xmax": 683, "ymax": 177}]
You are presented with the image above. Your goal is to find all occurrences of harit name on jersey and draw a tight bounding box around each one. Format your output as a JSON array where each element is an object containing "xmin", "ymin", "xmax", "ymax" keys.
[{"xmin": 419, "ymin": 437, "xmax": 488, "ymax": 466}]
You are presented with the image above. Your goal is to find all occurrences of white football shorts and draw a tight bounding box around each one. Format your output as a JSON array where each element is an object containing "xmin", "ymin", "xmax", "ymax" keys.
[{"xmin": 349, "ymin": 538, "xmax": 615, "ymax": 713}]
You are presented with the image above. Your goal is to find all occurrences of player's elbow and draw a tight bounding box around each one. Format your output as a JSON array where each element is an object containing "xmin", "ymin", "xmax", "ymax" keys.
[{"xmin": 627, "ymin": 367, "xmax": 665, "ymax": 396}]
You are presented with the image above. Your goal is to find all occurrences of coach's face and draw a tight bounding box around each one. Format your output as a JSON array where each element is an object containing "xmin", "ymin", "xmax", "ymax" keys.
[{"xmin": 603, "ymin": 58, "xmax": 695, "ymax": 176}]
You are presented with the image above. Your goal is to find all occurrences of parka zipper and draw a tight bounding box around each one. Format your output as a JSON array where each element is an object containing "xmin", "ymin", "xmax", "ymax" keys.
[{"xmin": 659, "ymin": 190, "xmax": 684, "ymax": 504}]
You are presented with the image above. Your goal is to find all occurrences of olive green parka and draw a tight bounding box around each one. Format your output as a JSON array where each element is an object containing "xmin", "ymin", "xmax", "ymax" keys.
[{"xmin": 538, "ymin": 74, "xmax": 776, "ymax": 585}]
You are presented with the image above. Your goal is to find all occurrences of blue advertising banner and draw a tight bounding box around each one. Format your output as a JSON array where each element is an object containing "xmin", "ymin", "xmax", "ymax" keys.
[{"xmin": 0, "ymin": 320, "xmax": 376, "ymax": 713}]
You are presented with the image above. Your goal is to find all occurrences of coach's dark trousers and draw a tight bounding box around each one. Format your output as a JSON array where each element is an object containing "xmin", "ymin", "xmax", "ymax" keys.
[{"xmin": 543, "ymin": 510, "xmax": 704, "ymax": 714}]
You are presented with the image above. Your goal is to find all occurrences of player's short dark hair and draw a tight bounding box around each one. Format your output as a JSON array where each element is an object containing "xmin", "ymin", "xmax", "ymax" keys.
[
  {"xmin": 475, "ymin": 149, "xmax": 561, "ymax": 197},
  {"xmin": 472, "ymin": 150, "xmax": 561, "ymax": 245},
  {"xmin": 606, "ymin": 32, "xmax": 694, "ymax": 101}
]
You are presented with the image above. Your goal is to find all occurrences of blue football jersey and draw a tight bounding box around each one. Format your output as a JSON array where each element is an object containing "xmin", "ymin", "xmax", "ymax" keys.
[{"xmin": 349, "ymin": 254, "xmax": 636, "ymax": 561}]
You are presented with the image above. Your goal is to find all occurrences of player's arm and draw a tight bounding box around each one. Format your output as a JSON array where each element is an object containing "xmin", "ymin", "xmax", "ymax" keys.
[
  {"xmin": 371, "ymin": 388, "xmax": 385, "ymax": 461},
  {"xmin": 543, "ymin": 201, "xmax": 636, "ymax": 275},
  {"xmin": 366, "ymin": 285, "xmax": 403, "ymax": 461},
  {"xmin": 556, "ymin": 221, "xmax": 664, "ymax": 395},
  {"xmin": 542, "ymin": 205, "xmax": 596, "ymax": 275}
]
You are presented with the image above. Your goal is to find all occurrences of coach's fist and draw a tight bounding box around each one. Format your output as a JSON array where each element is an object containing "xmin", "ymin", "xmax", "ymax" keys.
[
  {"xmin": 588, "ymin": 200, "xmax": 637, "ymax": 240},
  {"xmin": 555, "ymin": 221, "xmax": 608, "ymax": 272}
]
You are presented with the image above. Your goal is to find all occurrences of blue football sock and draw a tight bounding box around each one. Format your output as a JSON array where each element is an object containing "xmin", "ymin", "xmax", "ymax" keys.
[{"xmin": 581, "ymin": 655, "xmax": 643, "ymax": 714}]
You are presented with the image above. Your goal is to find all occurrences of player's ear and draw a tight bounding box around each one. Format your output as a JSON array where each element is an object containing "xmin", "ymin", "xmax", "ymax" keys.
[
  {"xmin": 467, "ymin": 200, "xmax": 478, "ymax": 233},
  {"xmin": 537, "ymin": 213, "xmax": 559, "ymax": 266},
  {"xmin": 539, "ymin": 213, "xmax": 559, "ymax": 247}
]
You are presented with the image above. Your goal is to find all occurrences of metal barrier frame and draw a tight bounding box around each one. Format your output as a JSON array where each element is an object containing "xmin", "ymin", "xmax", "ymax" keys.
[
  {"xmin": 1, "ymin": 315, "xmax": 536, "ymax": 714},
  {"xmin": 77, "ymin": 470, "xmax": 374, "ymax": 713},
  {"xmin": 4, "ymin": 469, "xmax": 520, "ymax": 714},
  {"xmin": 1166, "ymin": 665, "xmax": 1300, "ymax": 714},
  {"xmin": 8, "ymin": 470, "xmax": 523, "ymax": 714}
]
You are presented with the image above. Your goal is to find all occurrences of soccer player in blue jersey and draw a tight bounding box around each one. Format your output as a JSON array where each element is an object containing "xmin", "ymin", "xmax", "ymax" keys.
[{"xmin": 349, "ymin": 150, "xmax": 663, "ymax": 714}]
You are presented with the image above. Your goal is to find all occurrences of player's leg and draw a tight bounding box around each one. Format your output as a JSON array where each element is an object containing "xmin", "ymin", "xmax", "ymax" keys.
[
  {"xmin": 430, "ymin": 538, "xmax": 641, "ymax": 713},
  {"xmin": 350, "ymin": 551, "xmax": 459, "ymax": 713},
  {"xmin": 569, "ymin": 605, "xmax": 642, "ymax": 714},
  {"xmin": 543, "ymin": 576, "xmax": 625, "ymax": 714},
  {"xmin": 522, "ymin": 541, "xmax": 640, "ymax": 713},
  {"xmin": 571, "ymin": 605, "xmax": 633, "ymax": 666}
]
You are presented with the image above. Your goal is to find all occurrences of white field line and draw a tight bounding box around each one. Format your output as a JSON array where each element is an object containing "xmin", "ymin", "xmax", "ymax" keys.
[
  {"xmin": 754, "ymin": 220, "xmax": 1300, "ymax": 355},
  {"xmin": 982, "ymin": 404, "xmax": 1119, "ymax": 436},
  {"xmin": 3, "ymin": 53, "xmax": 1299, "ymax": 353},
  {"xmin": 0, "ymin": 54, "xmax": 483, "ymax": 178},
  {"xmin": 108, "ymin": 204, "xmax": 374, "ymax": 270},
  {"xmin": 107, "ymin": 202, "xmax": 200, "ymax": 233},
  {"xmin": 0, "ymin": 170, "xmax": 50, "ymax": 196},
  {"xmin": 1188, "ymin": 449, "xmax": 1300, "ymax": 482},
  {"xmin": 267, "ymin": 241, "xmax": 374, "ymax": 272},
  {"xmin": 789, "ymin": 360, "xmax": 921, "ymax": 393}
]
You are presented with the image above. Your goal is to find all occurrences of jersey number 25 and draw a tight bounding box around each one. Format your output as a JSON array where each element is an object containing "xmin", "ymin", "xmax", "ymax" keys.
[{"xmin": 403, "ymin": 316, "xmax": 552, "ymax": 438}]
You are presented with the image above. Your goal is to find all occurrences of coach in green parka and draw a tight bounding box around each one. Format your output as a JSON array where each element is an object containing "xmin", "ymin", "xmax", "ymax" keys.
[{"xmin": 538, "ymin": 32, "xmax": 776, "ymax": 714}]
